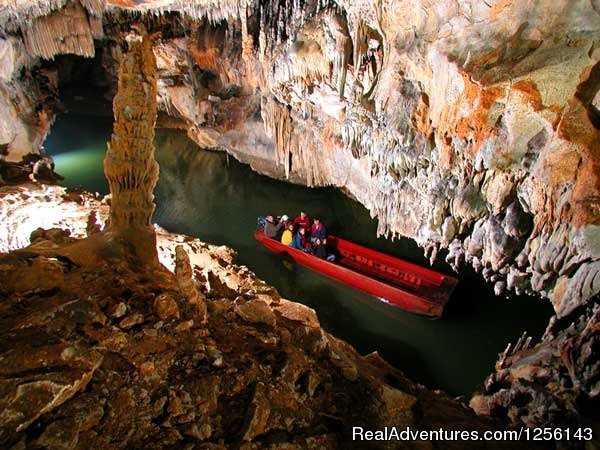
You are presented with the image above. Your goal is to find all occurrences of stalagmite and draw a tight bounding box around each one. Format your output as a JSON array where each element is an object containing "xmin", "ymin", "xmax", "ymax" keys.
[
  {"xmin": 175, "ymin": 244, "xmax": 207, "ymax": 324},
  {"xmin": 103, "ymin": 26, "xmax": 160, "ymax": 262}
]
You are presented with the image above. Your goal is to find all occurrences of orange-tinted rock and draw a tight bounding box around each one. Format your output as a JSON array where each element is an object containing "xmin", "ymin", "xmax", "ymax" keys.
[
  {"xmin": 102, "ymin": 29, "xmax": 159, "ymax": 264},
  {"xmin": 153, "ymin": 293, "xmax": 180, "ymax": 321},
  {"xmin": 234, "ymin": 298, "xmax": 276, "ymax": 328}
]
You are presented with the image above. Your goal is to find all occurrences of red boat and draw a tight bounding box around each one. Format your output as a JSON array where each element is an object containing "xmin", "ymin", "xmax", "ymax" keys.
[{"xmin": 254, "ymin": 230, "xmax": 458, "ymax": 317}]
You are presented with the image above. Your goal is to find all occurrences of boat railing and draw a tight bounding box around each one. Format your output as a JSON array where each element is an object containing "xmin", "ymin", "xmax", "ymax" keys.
[{"xmin": 336, "ymin": 245, "xmax": 445, "ymax": 288}]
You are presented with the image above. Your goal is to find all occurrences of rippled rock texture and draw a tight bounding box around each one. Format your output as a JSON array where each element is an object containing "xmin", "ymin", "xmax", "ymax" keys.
[{"xmin": 0, "ymin": 0, "xmax": 599, "ymax": 435}]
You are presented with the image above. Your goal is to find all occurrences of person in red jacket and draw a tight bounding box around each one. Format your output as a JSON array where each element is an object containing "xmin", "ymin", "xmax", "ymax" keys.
[{"xmin": 293, "ymin": 211, "xmax": 311, "ymax": 233}]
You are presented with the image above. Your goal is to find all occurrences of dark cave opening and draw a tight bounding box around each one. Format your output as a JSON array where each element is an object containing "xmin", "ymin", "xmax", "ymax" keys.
[{"xmin": 41, "ymin": 41, "xmax": 116, "ymax": 117}]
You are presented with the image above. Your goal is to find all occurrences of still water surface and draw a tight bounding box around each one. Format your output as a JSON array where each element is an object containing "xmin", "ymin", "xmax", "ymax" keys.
[{"xmin": 45, "ymin": 113, "xmax": 553, "ymax": 396}]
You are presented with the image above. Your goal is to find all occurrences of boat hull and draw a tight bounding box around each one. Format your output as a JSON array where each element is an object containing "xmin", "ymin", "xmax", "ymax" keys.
[{"xmin": 254, "ymin": 230, "xmax": 457, "ymax": 317}]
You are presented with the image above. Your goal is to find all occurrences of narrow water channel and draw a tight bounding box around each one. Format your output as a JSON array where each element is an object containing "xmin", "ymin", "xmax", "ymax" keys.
[{"xmin": 45, "ymin": 112, "xmax": 554, "ymax": 397}]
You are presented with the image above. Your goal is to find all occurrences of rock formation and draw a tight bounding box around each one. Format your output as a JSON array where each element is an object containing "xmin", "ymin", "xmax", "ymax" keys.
[
  {"xmin": 103, "ymin": 26, "xmax": 160, "ymax": 261},
  {"xmin": 175, "ymin": 244, "xmax": 208, "ymax": 324},
  {"xmin": 2, "ymin": 0, "xmax": 598, "ymax": 309},
  {"xmin": 103, "ymin": 26, "xmax": 158, "ymax": 231},
  {"xmin": 471, "ymin": 303, "xmax": 599, "ymax": 429},
  {"xmin": 1, "ymin": 184, "xmax": 542, "ymax": 449},
  {"xmin": 0, "ymin": 0, "xmax": 599, "ymax": 436}
]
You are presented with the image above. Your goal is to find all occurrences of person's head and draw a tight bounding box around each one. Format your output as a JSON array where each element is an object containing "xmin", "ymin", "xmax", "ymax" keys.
[
  {"xmin": 266, "ymin": 215, "xmax": 274, "ymax": 223},
  {"xmin": 314, "ymin": 218, "xmax": 320, "ymax": 225},
  {"xmin": 287, "ymin": 223, "xmax": 294, "ymax": 231},
  {"xmin": 299, "ymin": 228, "xmax": 305, "ymax": 235},
  {"xmin": 300, "ymin": 211, "xmax": 306, "ymax": 218},
  {"xmin": 281, "ymin": 214, "xmax": 289, "ymax": 222}
]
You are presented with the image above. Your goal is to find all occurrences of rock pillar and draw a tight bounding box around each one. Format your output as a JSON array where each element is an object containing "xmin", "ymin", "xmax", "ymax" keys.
[{"xmin": 103, "ymin": 28, "xmax": 159, "ymax": 262}]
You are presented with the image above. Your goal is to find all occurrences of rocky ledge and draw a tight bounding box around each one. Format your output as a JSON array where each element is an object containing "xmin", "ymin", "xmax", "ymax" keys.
[{"xmin": 0, "ymin": 184, "xmax": 528, "ymax": 450}]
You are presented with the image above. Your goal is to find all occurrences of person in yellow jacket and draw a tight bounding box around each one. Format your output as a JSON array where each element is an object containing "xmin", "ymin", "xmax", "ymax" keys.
[{"xmin": 281, "ymin": 223, "xmax": 294, "ymax": 245}]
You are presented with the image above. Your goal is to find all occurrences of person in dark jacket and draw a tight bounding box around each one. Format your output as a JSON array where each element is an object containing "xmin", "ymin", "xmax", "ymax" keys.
[
  {"xmin": 314, "ymin": 238, "xmax": 336, "ymax": 261},
  {"xmin": 291, "ymin": 227, "xmax": 311, "ymax": 252},
  {"xmin": 312, "ymin": 238, "xmax": 327, "ymax": 259}
]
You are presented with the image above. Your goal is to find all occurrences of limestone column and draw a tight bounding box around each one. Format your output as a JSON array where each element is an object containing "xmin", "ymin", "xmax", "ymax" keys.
[{"xmin": 103, "ymin": 27, "xmax": 160, "ymax": 262}]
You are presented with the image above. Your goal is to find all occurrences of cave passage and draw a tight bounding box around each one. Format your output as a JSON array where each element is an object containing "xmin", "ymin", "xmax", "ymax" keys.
[{"xmin": 45, "ymin": 110, "xmax": 554, "ymax": 397}]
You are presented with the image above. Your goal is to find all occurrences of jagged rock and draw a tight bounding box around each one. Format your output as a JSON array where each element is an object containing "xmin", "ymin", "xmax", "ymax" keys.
[
  {"xmin": 153, "ymin": 293, "xmax": 180, "ymax": 321},
  {"xmin": 0, "ymin": 343, "xmax": 103, "ymax": 446},
  {"xmin": 502, "ymin": 202, "xmax": 532, "ymax": 239},
  {"xmin": 242, "ymin": 382, "xmax": 270, "ymax": 441},
  {"xmin": 108, "ymin": 302, "xmax": 127, "ymax": 319},
  {"xmin": 234, "ymin": 298, "xmax": 277, "ymax": 328},
  {"xmin": 0, "ymin": 183, "xmax": 562, "ymax": 449},
  {"xmin": 473, "ymin": 302, "xmax": 599, "ymax": 429},
  {"xmin": 119, "ymin": 313, "xmax": 144, "ymax": 329},
  {"xmin": 30, "ymin": 227, "xmax": 73, "ymax": 245},
  {"xmin": 86, "ymin": 211, "xmax": 101, "ymax": 236},
  {"xmin": 34, "ymin": 417, "xmax": 79, "ymax": 450}
]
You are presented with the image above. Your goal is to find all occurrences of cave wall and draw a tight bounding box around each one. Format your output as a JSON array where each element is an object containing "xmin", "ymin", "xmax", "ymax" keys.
[{"xmin": 0, "ymin": 0, "xmax": 105, "ymax": 160}]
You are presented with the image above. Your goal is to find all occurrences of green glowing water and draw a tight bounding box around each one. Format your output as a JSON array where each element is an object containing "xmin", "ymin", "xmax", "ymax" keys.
[
  {"xmin": 46, "ymin": 113, "xmax": 553, "ymax": 396},
  {"xmin": 44, "ymin": 113, "xmax": 111, "ymax": 194}
]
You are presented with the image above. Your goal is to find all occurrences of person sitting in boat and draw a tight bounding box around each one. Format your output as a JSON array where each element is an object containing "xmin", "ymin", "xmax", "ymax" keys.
[
  {"xmin": 291, "ymin": 227, "xmax": 311, "ymax": 252},
  {"xmin": 310, "ymin": 217, "xmax": 327, "ymax": 243},
  {"xmin": 312, "ymin": 238, "xmax": 327, "ymax": 259},
  {"xmin": 264, "ymin": 215, "xmax": 283, "ymax": 239},
  {"xmin": 281, "ymin": 223, "xmax": 294, "ymax": 246},
  {"xmin": 293, "ymin": 211, "xmax": 311, "ymax": 233},
  {"xmin": 275, "ymin": 214, "xmax": 289, "ymax": 239},
  {"xmin": 279, "ymin": 213, "xmax": 290, "ymax": 228},
  {"xmin": 313, "ymin": 237, "xmax": 336, "ymax": 262}
]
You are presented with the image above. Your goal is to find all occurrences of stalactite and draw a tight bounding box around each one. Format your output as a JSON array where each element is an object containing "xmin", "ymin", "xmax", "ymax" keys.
[
  {"xmin": 103, "ymin": 28, "xmax": 159, "ymax": 236},
  {"xmin": 0, "ymin": 0, "xmax": 68, "ymax": 32},
  {"xmin": 21, "ymin": 0, "xmax": 102, "ymax": 59},
  {"xmin": 261, "ymin": 96, "xmax": 294, "ymax": 179},
  {"xmin": 260, "ymin": 96, "xmax": 328, "ymax": 186},
  {"xmin": 353, "ymin": 20, "xmax": 369, "ymax": 75}
]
